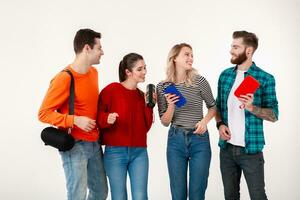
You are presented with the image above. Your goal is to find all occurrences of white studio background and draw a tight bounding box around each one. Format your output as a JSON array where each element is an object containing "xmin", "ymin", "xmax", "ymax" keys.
[{"xmin": 0, "ymin": 0, "xmax": 299, "ymax": 199}]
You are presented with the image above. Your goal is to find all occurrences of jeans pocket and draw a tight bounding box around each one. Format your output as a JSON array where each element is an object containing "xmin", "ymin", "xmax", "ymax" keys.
[
  {"xmin": 168, "ymin": 127, "xmax": 176, "ymax": 138},
  {"xmin": 194, "ymin": 131, "xmax": 209, "ymax": 139},
  {"xmin": 104, "ymin": 145, "xmax": 113, "ymax": 153},
  {"xmin": 258, "ymin": 152, "xmax": 265, "ymax": 164}
]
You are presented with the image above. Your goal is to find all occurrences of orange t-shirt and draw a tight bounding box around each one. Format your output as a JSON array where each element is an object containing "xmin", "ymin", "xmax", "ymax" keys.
[{"xmin": 38, "ymin": 66, "xmax": 99, "ymax": 141}]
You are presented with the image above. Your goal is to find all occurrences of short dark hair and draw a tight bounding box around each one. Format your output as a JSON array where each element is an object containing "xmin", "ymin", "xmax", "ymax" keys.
[
  {"xmin": 73, "ymin": 29, "xmax": 101, "ymax": 54},
  {"xmin": 119, "ymin": 53, "xmax": 144, "ymax": 82},
  {"xmin": 233, "ymin": 31, "xmax": 258, "ymax": 51}
]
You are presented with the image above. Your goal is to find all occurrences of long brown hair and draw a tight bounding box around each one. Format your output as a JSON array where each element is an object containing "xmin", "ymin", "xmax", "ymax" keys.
[{"xmin": 119, "ymin": 53, "xmax": 144, "ymax": 82}]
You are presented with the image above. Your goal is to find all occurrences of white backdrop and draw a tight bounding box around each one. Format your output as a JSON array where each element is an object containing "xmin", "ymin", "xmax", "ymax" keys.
[{"xmin": 0, "ymin": 0, "xmax": 299, "ymax": 199}]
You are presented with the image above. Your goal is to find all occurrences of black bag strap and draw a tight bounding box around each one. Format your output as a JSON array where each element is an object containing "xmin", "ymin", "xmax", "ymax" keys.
[{"xmin": 63, "ymin": 69, "xmax": 75, "ymax": 115}]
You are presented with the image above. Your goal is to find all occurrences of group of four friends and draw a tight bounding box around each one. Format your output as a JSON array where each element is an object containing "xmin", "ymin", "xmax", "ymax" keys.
[{"xmin": 38, "ymin": 28, "xmax": 279, "ymax": 200}]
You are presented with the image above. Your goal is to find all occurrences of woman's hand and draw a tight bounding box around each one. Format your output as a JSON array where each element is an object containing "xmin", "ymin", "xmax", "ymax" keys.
[
  {"xmin": 153, "ymin": 92, "xmax": 157, "ymax": 104},
  {"xmin": 194, "ymin": 120, "xmax": 207, "ymax": 134},
  {"xmin": 160, "ymin": 93, "xmax": 178, "ymax": 126},
  {"xmin": 144, "ymin": 92, "xmax": 157, "ymax": 106},
  {"xmin": 107, "ymin": 113, "xmax": 119, "ymax": 124},
  {"xmin": 164, "ymin": 93, "xmax": 179, "ymax": 108}
]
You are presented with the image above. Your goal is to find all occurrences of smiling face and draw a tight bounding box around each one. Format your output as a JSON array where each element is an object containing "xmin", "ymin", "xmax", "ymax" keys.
[
  {"xmin": 87, "ymin": 38, "xmax": 104, "ymax": 65},
  {"xmin": 174, "ymin": 46, "xmax": 193, "ymax": 71},
  {"xmin": 230, "ymin": 38, "xmax": 250, "ymax": 65},
  {"xmin": 126, "ymin": 59, "xmax": 147, "ymax": 83}
]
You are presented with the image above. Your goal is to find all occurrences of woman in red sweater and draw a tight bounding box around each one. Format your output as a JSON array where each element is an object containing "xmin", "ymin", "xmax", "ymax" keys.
[{"xmin": 97, "ymin": 53, "xmax": 154, "ymax": 200}]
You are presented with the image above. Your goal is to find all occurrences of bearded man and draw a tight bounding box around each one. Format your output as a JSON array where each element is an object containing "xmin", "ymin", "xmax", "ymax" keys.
[{"xmin": 215, "ymin": 31, "xmax": 279, "ymax": 200}]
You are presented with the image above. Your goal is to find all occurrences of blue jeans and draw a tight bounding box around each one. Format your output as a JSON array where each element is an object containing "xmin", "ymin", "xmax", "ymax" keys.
[
  {"xmin": 60, "ymin": 141, "xmax": 108, "ymax": 200},
  {"xmin": 104, "ymin": 146, "xmax": 148, "ymax": 200},
  {"xmin": 220, "ymin": 143, "xmax": 267, "ymax": 200},
  {"xmin": 167, "ymin": 125, "xmax": 211, "ymax": 200}
]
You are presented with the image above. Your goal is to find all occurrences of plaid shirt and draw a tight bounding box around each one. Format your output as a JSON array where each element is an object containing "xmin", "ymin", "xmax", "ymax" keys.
[{"xmin": 216, "ymin": 62, "xmax": 279, "ymax": 154}]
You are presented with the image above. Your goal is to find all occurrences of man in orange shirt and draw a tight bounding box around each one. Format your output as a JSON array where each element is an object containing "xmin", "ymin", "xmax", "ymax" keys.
[{"xmin": 38, "ymin": 29, "xmax": 108, "ymax": 200}]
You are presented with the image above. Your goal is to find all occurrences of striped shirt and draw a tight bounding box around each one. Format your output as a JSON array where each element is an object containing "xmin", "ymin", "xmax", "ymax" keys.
[
  {"xmin": 216, "ymin": 62, "xmax": 279, "ymax": 154},
  {"xmin": 157, "ymin": 75, "xmax": 216, "ymax": 129}
]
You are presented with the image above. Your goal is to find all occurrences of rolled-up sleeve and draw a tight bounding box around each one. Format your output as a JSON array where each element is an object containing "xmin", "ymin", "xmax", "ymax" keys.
[{"xmin": 262, "ymin": 75, "xmax": 279, "ymax": 120}]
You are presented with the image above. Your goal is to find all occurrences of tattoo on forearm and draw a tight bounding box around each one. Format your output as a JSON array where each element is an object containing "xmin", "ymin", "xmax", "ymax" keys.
[{"xmin": 252, "ymin": 106, "xmax": 277, "ymax": 122}]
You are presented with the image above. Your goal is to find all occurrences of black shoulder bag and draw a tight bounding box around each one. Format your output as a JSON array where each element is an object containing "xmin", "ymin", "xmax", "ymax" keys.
[{"xmin": 41, "ymin": 70, "xmax": 75, "ymax": 151}]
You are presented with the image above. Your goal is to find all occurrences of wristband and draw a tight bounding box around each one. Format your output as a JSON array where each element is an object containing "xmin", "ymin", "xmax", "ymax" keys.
[{"xmin": 216, "ymin": 121, "xmax": 226, "ymax": 129}]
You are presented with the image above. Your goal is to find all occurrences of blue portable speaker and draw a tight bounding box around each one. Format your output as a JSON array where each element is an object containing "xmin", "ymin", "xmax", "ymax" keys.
[{"xmin": 163, "ymin": 84, "xmax": 187, "ymax": 108}]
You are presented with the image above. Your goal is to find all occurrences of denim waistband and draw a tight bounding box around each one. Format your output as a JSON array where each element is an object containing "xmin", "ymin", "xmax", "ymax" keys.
[
  {"xmin": 75, "ymin": 140, "xmax": 98, "ymax": 144},
  {"xmin": 170, "ymin": 124, "xmax": 195, "ymax": 134},
  {"xmin": 226, "ymin": 143, "xmax": 245, "ymax": 149},
  {"xmin": 225, "ymin": 143, "xmax": 246, "ymax": 154}
]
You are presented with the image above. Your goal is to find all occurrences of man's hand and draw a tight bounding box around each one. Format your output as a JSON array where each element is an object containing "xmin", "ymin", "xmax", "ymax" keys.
[
  {"xmin": 238, "ymin": 93, "xmax": 277, "ymax": 122},
  {"xmin": 219, "ymin": 125, "xmax": 231, "ymax": 140},
  {"xmin": 74, "ymin": 116, "xmax": 96, "ymax": 132},
  {"xmin": 107, "ymin": 113, "xmax": 119, "ymax": 124},
  {"xmin": 238, "ymin": 93, "xmax": 254, "ymax": 111}
]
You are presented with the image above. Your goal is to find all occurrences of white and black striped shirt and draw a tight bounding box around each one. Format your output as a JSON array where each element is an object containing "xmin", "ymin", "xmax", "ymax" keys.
[{"xmin": 156, "ymin": 75, "xmax": 216, "ymax": 129}]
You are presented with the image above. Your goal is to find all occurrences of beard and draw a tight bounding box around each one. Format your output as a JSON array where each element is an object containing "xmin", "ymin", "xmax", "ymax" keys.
[{"xmin": 231, "ymin": 51, "xmax": 247, "ymax": 65}]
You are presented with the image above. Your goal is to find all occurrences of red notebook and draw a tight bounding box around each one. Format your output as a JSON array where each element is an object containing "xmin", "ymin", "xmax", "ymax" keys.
[{"xmin": 234, "ymin": 75, "xmax": 260, "ymax": 97}]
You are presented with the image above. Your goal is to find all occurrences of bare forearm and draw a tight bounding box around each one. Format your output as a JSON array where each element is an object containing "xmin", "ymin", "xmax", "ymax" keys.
[
  {"xmin": 160, "ymin": 106, "xmax": 175, "ymax": 126},
  {"xmin": 250, "ymin": 106, "xmax": 278, "ymax": 122},
  {"xmin": 215, "ymin": 111, "xmax": 222, "ymax": 122},
  {"xmin": 202, "ymin": 108, "xmax": 217, "ymax": 124}
]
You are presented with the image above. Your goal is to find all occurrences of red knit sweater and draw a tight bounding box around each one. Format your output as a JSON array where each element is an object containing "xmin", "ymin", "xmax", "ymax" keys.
[{"xmin": 97, "ymin": 82, "xmax": 153, "ymax": 147}]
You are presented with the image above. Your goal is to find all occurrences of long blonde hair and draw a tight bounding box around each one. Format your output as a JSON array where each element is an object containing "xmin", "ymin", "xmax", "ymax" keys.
[{"xmin": 164, "ymin": 43, "xmax": 198, "ymax": 86}]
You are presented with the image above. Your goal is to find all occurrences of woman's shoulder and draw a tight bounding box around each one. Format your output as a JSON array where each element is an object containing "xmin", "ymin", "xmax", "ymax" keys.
[
  {"xmin": 157, "ymin": 80, "xmax": 170, "ymax": 88},
  {"xmin": 194, "ymin": 74, "xmax": 207, "ymax": 84},
  {"xmin": 102, "ymin": 82, "xmax": 122, "ymax": 92},
  {"xmin": 156, "ymin": 81, "xmax": 164, "ymax": 87},
  {"xmin": 156, "ymin": 81, "xmax": 168, "ymax": 93}
]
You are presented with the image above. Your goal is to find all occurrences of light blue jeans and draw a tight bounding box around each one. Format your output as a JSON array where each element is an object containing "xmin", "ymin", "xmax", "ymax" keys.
[
  {"xmin": 167, "ymin": 125, "xmax": 211, "ymax": 200},
  {"xmin": 59, "ymin": 141, "xmax": 108, "ymax": 200},
  {"xmin": 104, "ymin": 146, "xmax": 148, "ymax": 200}
]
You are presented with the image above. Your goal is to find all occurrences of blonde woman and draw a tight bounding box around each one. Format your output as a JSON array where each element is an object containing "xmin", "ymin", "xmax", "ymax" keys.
[{"xmin": 156, "ymin": 43, "xmax": 216, "ymax": 200}]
